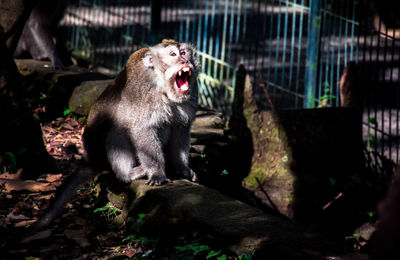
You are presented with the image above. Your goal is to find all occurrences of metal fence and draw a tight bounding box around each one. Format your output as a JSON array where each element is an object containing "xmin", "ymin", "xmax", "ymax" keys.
[{"xmin": 60, "ymin": 0, "xmax": 400, "ymax": 166}]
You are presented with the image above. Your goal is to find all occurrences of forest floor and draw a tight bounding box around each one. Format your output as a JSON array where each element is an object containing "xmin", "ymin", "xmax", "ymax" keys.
[{"xmin": 0, "ymin": 115, "xmax": 233, "ymax": 259}]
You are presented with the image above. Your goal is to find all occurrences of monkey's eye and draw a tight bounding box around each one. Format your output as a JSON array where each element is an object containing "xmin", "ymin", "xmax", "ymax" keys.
[
  {"xmin": 180, "ymin": 50, "xmax": 186, "ymax": 56},
  {"xmin": 169, "ymin": 51, "xmax": 177, "ymax": 56}
]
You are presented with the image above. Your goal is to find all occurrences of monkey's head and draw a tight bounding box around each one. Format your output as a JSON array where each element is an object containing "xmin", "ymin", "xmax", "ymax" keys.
[{"xmin": 143, "ymin": 40, "xmax": 200, "ymax": 102}]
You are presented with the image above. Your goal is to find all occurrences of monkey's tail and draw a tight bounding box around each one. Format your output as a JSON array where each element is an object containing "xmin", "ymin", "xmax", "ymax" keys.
[{"xmin": 32, "ymin": 166, "xmax": 95, "ymax": 230}]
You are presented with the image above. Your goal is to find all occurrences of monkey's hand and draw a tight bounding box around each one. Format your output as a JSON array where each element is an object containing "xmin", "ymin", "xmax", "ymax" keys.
[{"xmin": 130, "ymin": 166, "xmax": 171, "ymax": 185}]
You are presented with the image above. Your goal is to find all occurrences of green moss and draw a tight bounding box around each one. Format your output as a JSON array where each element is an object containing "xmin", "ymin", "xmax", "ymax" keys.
[{"xmin": 243, "ymin": 168, "xmax": 265, "ymax": 188}]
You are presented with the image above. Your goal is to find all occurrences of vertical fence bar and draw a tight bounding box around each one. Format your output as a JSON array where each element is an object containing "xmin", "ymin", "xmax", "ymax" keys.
[
  {"xmin": 328, "ymin": 6, "xmax": 337, "ymax": 108},
  {"xmin": 318, "ymin": 1, "xmax": 327, "ymax": 106},
  {"xmin": 381, "ymin": 23, "xmax": 388, "ymax": 159},
  {"xmin": 295, "ymin": 0, "xmax": 305, "ymax": 107},
  {"xmin": 280, "ymin": 0, "xmax": 289, "ymax": 103},
  {"xmin": 335, "ymin": 2, "xmax": 343, "ymax": 107},
  {"xmin": 273, "ymin": 2, "xmax": 282, "ymax": 84},
  {"xmin": 267, "ymin": 0, "xmax": 275, "ymax": 83},
  {"xmin": 352, "ymin": 1, "xmax": 357, "ymax": 62},
  {"xmin": 288, "ymin": 0, "xmax": 297, "ymax": 97},
  {"xmin": 304, "ymin": 0, "xmax": 321, "ymax": 108}
]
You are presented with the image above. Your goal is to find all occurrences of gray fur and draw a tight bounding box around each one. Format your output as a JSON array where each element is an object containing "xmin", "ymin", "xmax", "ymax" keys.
[{"xmin": 35, "ymin": 41, "xmax": 200, "ymax": 229}]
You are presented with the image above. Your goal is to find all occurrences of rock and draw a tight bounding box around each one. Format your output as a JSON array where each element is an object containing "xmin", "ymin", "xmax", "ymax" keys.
[
  {"xmin": 191, "ymin": 108, "xmax": 225, "ymax": 143},
  {"xmin": 123, "ymin": 179, "xmax": 348, "ymax": 259},
  {"xmin": 68, "ymin": 79, "xmax": 113, "ymax": 115},
  {"xmin": 231, "ymin": 65, "xmax": 365, "ymax": 234},
  {"xmin": 14, "ymin": 59, "xmax": 113, "ymax": 117}
]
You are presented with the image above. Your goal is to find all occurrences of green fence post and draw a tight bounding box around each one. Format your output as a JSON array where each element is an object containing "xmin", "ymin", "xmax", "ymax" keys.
[{"xmin": 304, "ymin": 0, "xmax": 322, "ymax": 108}]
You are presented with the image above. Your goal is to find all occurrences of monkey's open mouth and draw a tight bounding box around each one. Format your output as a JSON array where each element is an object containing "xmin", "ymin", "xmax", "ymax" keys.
[{"xmin": 175, "ymin": 67, "xmax": 191, "ymax": 93}]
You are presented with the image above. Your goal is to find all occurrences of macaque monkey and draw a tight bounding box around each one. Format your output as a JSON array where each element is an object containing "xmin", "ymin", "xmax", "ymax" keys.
[
  {"xmin": 14, "ymin": 0, "xmax": 71, "ymax": 68},
  {"xmin": 339, "ymin": 62, "xmax": 360, "ymax": 109},
  {"xmin": 35, "ymin": 40, "xmax": 200, "ymax": 228},
  {"xmin": 85, "ymin": 39, "xmax": 199, "ymax": 185}
]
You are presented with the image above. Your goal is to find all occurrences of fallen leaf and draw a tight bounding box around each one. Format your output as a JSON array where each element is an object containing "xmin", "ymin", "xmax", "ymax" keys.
[
  {"xmin": 64, "ymin": 229, "xmax": 91, "ymax": 248},
  {"xmin": 36, "ymin": 194, "xmax": 55, "ymax": 200},
  {"xmin": 124, "ymin": 249, "xmax": 136, "ymax": 258},
  {"xmin": 14, "ymin": 219, "xmax": 36, "ymax": 228},
  {"xmin": 62, "ymin": 122, "xmax": 74, "ymax": 130},
  {"xmin": 73, "ymin": 216, "xmax": 87, "ymax": 226},
  {"xmin": 0, "ymin": 169, "xmax": 23, "ymax": 180},
  {"xmin": 0, "ymin": 179, "xmax": 57, "ymax": 193},
  {"xmin": 21, "ymin": 229, "xmax": 52, "ymax": 243},
  {"xmin": 36, "ymin": 174, "xmax": 63, "ymax": 183},
  {"xmin": 6, "ymin": 213, "xmax": 30, "ymax": 221}
]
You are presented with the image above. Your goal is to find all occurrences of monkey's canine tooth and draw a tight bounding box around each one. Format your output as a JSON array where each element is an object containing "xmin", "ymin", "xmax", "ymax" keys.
[
  {"xmin": 178, "ymin": 70, "xmax": 182, "ymax": 76},
  {"xmin": 188, "ymin": 70, "xmax": 192, "ymax": 76}
]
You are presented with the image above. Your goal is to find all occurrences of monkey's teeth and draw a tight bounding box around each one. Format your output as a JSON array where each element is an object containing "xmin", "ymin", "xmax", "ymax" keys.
[
  {"xmin": 178, "ymin": 70, "xmax": 182, "ymax": 76},
  {"xmin": 189, "ymin": 70, "xmax": 192, "ymax": 76}
]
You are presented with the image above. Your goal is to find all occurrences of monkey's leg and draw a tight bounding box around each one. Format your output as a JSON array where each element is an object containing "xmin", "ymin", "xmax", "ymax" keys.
[
  {"xmin": 105, "ymin": 128, "xmax": 145, "ymax": 182},
  {"xmin": 134, "ymin": 128, "xmax": 169, "ymax": 186},
  {"xmin": 166, "ymin": 125, "xmax": 198, "ymax": 182}
]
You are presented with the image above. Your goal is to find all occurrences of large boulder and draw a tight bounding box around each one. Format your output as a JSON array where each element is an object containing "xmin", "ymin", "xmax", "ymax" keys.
[
  {"xmin": 14, "ymin": 59, "xmax": 112, "ymax": 117},
  {"xmin": 100, "ymin": 179, "xmax": 354, "ymax": 259},
  {"xmin": 231, "ymin": 65, "xmax": 366, "ymax": 233}
]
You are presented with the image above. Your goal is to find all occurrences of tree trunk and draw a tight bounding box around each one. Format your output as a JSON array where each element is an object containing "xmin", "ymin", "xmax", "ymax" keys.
[{"xmin": 0, "ymin": 4, "xmax": 55, "ymax": 178}]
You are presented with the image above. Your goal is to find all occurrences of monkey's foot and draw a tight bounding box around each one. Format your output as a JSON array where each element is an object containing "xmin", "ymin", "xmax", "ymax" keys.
[
  {"xmin": 183, "ymin": 168, "xmax": 198, "ymax": 182},
  {"xmin": 146, "ymin": 175, "xmax": 171, "ymax": 186}
]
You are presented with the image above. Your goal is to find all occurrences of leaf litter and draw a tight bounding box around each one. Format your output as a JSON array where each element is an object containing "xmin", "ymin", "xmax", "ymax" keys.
[{"xmin": 0, "ymin": 115, "xmax": 141, "ymax": 259}]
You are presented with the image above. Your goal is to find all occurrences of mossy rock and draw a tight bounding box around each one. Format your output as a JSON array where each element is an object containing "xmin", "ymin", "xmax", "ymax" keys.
[
  {"xmin": 111, "ymin": 179, "xmax": 348, "ymax": 259},
  {"xmin": 236, "ymin": 66, "xmax": 363, "ymax": 226},
  {"xmin": 68, "ymin": 79, "xmax": 112, "ymax": 115}
]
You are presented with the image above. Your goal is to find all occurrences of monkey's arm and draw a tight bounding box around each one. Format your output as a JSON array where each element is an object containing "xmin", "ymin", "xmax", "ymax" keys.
[{"xmin": 166, "ymin": 125, "xmax": 198, "ymax": 182}]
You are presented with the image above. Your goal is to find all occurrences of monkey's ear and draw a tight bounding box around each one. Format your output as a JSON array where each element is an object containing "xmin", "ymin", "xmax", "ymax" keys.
[{"xmin": 143, "ymin": 52, "xmax": 153, "ymax": 68}]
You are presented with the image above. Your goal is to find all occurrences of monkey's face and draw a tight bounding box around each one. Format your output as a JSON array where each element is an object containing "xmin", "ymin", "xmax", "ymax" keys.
[{"xmin": 150, "ymin": 43, "xmax": 199, "ymax": 101}]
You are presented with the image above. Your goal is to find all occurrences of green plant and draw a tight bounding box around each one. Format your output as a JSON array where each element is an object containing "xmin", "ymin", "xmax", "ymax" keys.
[
  {"xmin": 93, "ymin": 202, "xmax": 119, "ymax": 225},
  {"xmin": 367, "ymin": 210, "xmax": 375, "ymax": 223},
  {"xmin": 171, "ymin": 232, "xmax": 228, "ymax": 259},
  {"xmin": 122, "ymin": 213, "xmax": 159, "ymax": 257},
  {"xmin": 0, "ymin": 146, "xmax": 28, "ymax": 173},
  {"xmin": 345, "ymin": 232, "xmax": 362, "ymax": 241},
  {"xmin": 39, "ymin": 92, "xmax": 47, "ymax": 100},
  {"xmin": 366, "ymin": 117, "xmax": 379, "ymax": 151},
  {"xmin": 63, "ymin": 108, "xmax": 71, "ymax": 116},
  {"xmin": 175, "ymin": 242, "xmax": 210, "ymax": 256},
  {"xmin": 237, "ymin": 254, "xmax": 253, "ymax": 260},
  {"xmin": 317, "ymin": 84, "xmax": 336, "ymax": 108},
  {"xmin": 127, "ymin": 213, "xmax": 146, "ymax": 230},
  {"xmin": 221, "ymin": 169, "xmax": 229, "ymax": 176},
  {"xmin": 123, "ymin": 233, "xmax": 158, "ymax": 248},
  {"xmin": 367, "ymin": 135, "xmax": 378, "ymax": 151},
  {"xmin": 329, "ymin": 177, "xmax": 336, "ymax": 187}
]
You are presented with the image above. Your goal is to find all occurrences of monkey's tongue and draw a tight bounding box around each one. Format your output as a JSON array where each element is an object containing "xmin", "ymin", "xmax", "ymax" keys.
[
  {"xmin": 176, "ymin": 72, "xmax": 190, "ymax": 92},
  {"xmin": 180, "ymin": 83, "xmax": 189, "ymax": 91}
]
